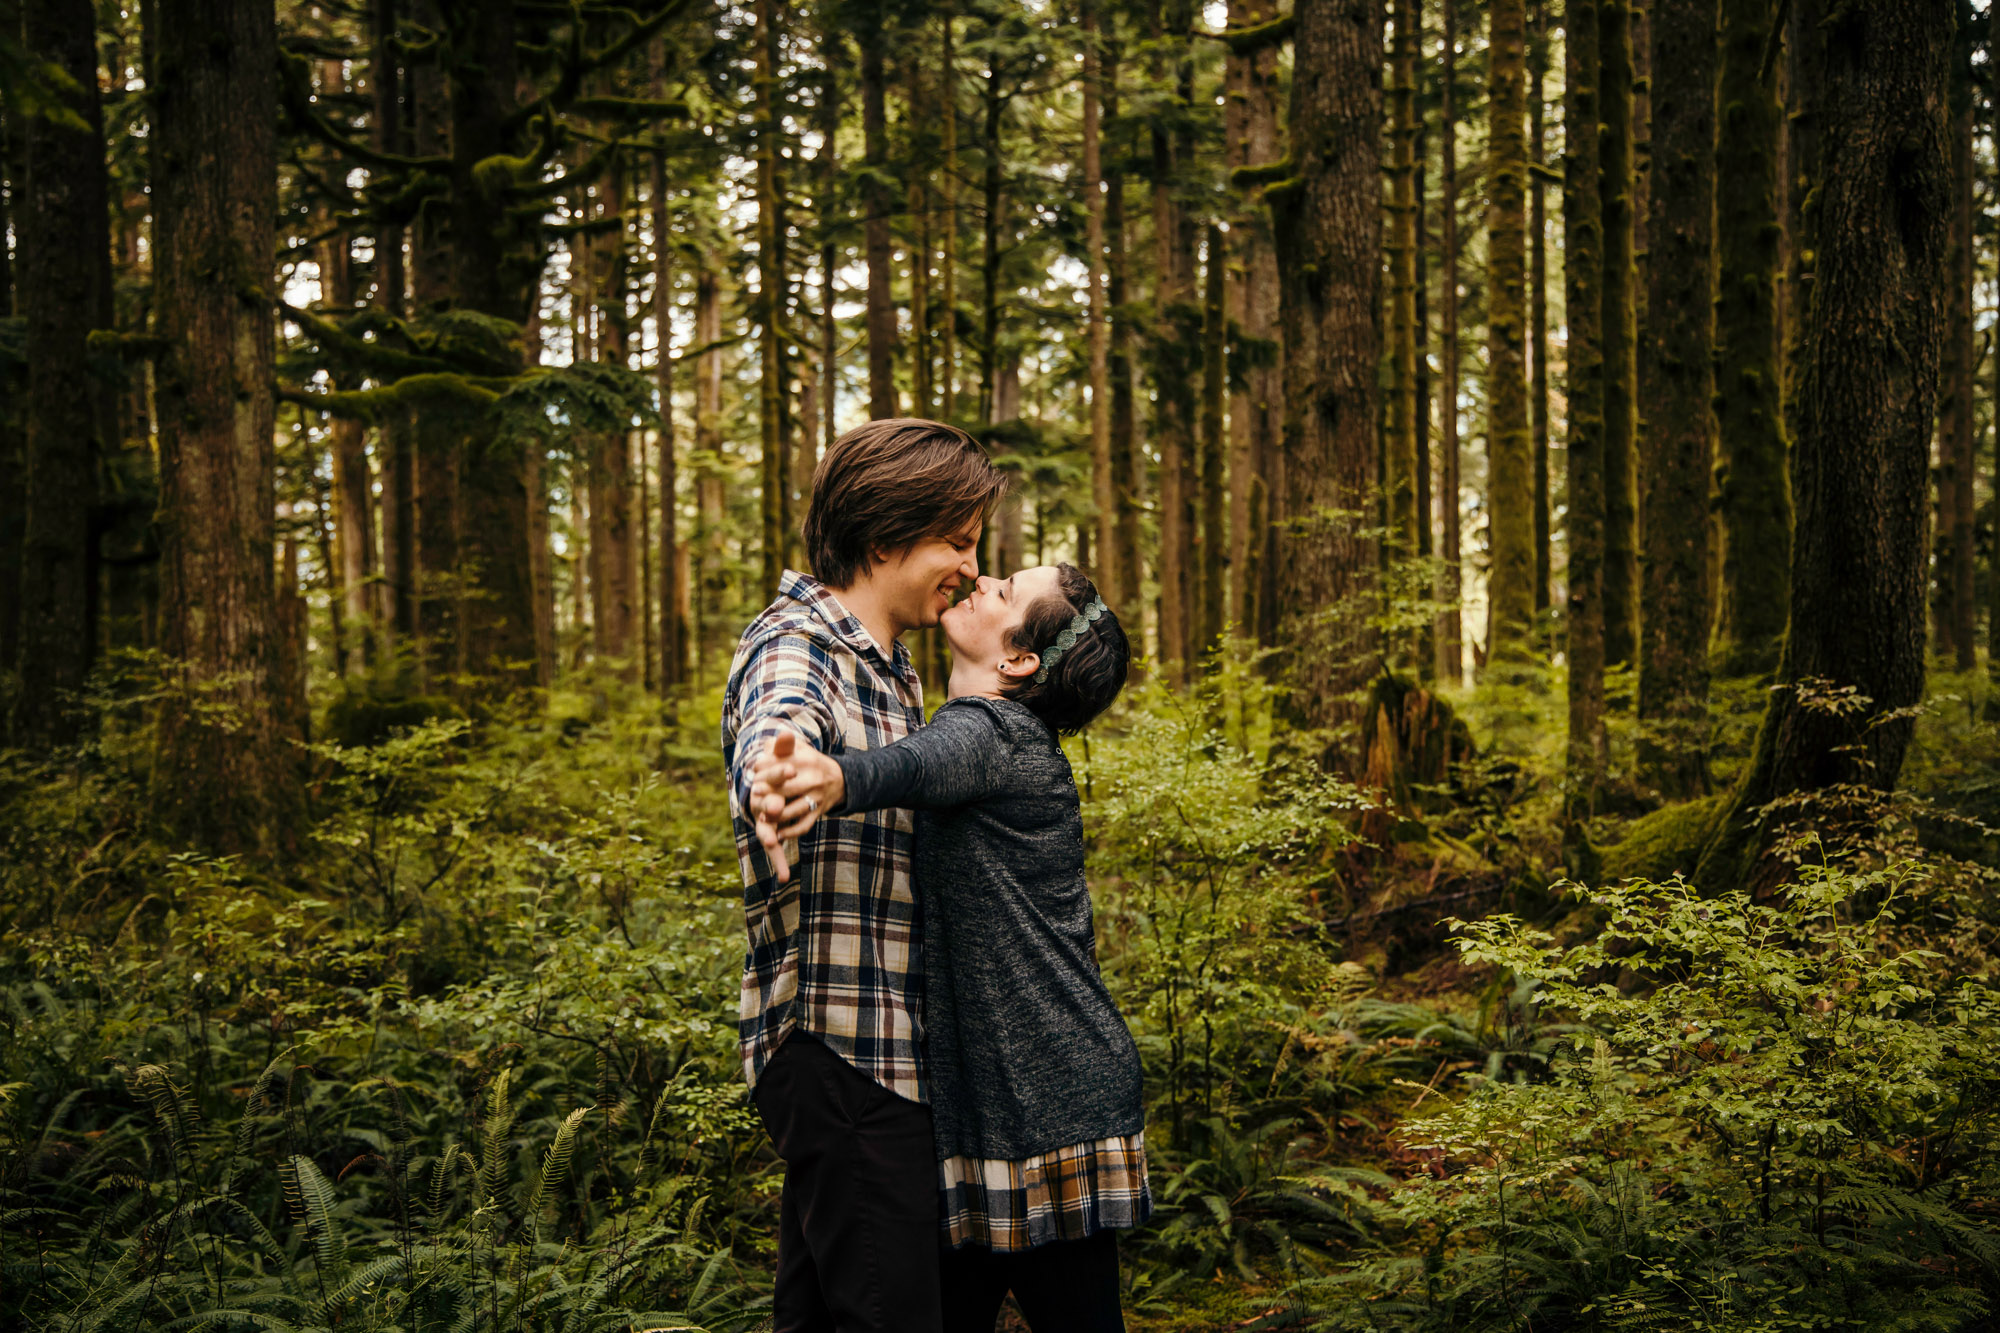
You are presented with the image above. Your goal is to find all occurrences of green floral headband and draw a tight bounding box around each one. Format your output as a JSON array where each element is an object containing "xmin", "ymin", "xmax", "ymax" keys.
[{"xmin": 1033, "ymin": 595, "xmax": 1109, "ymax": 684}]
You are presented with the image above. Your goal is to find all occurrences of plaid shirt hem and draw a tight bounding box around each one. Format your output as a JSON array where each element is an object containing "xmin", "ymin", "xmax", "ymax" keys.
[{"xmin": 937, "ymin": 1132, "xmax": 1152, "ymax": 1252}]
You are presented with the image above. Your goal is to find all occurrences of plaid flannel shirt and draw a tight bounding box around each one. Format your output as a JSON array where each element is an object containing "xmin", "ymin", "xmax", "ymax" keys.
[{"xmin": 721, "ymin": 570, "xmax": 929, "ymax": 1102}]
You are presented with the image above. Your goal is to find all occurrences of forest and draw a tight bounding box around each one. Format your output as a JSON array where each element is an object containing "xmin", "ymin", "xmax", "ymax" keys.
[{"xmin": 2, "ymin": 0, "xmax": 1999, "ymax": 1327}]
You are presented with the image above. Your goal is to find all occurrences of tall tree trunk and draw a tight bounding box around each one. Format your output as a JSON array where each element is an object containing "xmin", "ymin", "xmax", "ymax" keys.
[
  {"xmin": 1272, "ymin": 0, "xmax": 1381, "ymax": 764},
  {"xmin": 445, "ymin": 1, "xmax": 537, "ymax": 692},
  {"xmin": 1529, "ymin": 0, "xmax": 1551, "ymax": 615},
  {"xmin": 1697, "ymin": 0, "xmax": 1951, "ymax": 889},
  {"xmin": 908, "ymin": 54, "xmax": 933, "ymax": 422},
  {"xmin": 1386, "ymin": 0, "xmax": 1421, "ymax": 562},
  {"xmin": 1200, "ymin": 225, "xmax": 1227, "ymax": 655},
  {"xmin": 694, "ymin": 267, "xmax": 725, "ymax": 676},
  {"xmin": 320, "ymin": 229, "xmax": 378, "ymax": 676},
  {"xmin": 1564, "ymin": 0, "xmax": 1608, "ymax": 819},
  {"xmin": 940, "ymin": 11, "xmax": 959, "ymax": 420},
  {"xmin": 1084, "ymin": 0, "xmax": 1116, "ymax": 599},
  {"xmin": 373, "ymin": 0, "xmax": 413, "ymax": 652},
  {"xmin": 151, "ymin": 0, "xmax": 298, "ymax": 849},
  {"xmin": 860, "ymin": 6, "xmax": 898, "ymax": 419},
  {"xmin": 1637, "ymin": 0, "xmax": 1717, "ymax": 796},
  {"xmin": 14, "ymin": 0, "xmax": 109, "ymax": 745},
  {"xmin": 409, "ymin": 4, "xmax": 457, "ymax": 685},
  {"xmin": 1107, "ymin": 52, "xmax": 1144, "ymax": 628},
  {"xmin": 1225, "ymin": 7, "xmax": 1282, "ymax": 651},
  {"xmin": 756, "ymin": 0, "xmax": 788, "ymax": 599},
  {"xmin": 1486, "ymin": 0, "xmax": 1535, "ymax": 662},
  {"xmin": 1712, "ymin": 0, "xmax": 1790, "ymax": 676},
  {"xmin": 1437, "ymin": 0, "xmax": 1463, "ymax": 683},
  {"xmin": 651, "ymin": 113, "xmax": 683, "ymax": 690},
  {"xmin": 592, "ymin": 163, "xmax": 638, "ymax": 678},
  {"xmin": 822, "ymin": 29, "xmax": 841, "ymax": 453},
  {"xmin": 1151, "ymin": 0, "xmax": 1198, "ymax": 679},
  {"xmin": 1936, "ymin": 5, "xmax": 1976, "ymax": 670},
  {"xmin": 1600, "ymin": 0, "xmax": 1641, "ymax": 669}
]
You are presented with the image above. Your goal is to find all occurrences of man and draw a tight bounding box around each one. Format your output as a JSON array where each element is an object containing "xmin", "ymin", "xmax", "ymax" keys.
[{"xmin": 721, "ymin": 418, "xmax": 1007, "ymax": 1332}]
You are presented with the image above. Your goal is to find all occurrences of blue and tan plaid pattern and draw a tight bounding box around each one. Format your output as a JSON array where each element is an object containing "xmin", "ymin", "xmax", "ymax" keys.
[
  {"xmin": 722, "ymin": 570, "xmax": 930, "ymax": 1101},
  {"xmin": 937, "ymin": 1133, "xmax": 1152, "ymax": 1251}
]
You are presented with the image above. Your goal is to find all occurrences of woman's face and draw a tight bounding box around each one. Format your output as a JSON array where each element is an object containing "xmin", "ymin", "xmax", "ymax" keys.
[{"xmin": 942, "ymin": 565, "xmax": 1063, "ymax": 676}]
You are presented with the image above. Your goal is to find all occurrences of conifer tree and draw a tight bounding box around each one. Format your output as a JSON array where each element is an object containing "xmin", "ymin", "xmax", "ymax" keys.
[
  {"xmin": 1485, "ymin": 0, "xmax": 1536, "ymax": 661},
  {"xmin": 1638, "ymin": 0, "xmax": 1717, "ymax": 796},
  {"xmin": 1565, "ymin": 0, "xmax": 1608, "ymax": 821},
  {"xmin": 1600, "ymin": 0, "xmax": 1641, "ymax": 668},
  {"xmin": 1712, "ymin": 0, "xmax": 1790, "ymax": 676}
]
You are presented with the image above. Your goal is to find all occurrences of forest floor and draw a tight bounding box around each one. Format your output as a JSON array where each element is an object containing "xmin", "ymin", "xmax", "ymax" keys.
[{"xmin": 3, "ymin": 658, "xmax": 1998, "ymax": 1330}]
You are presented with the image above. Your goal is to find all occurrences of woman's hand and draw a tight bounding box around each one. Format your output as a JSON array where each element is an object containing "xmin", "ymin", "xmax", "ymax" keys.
[{"xmin": 749, "ymin": 730, "xmax": 846, "ymax": 882}]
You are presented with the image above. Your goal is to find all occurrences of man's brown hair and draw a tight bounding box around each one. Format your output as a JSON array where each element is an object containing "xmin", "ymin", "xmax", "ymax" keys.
[{"xmin": 803, "ymin": 418, "xmax": 1008, "ymax": 588}]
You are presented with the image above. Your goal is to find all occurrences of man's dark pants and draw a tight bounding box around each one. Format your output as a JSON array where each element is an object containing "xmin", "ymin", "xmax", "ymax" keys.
[{"xmin": 752, "ymin": 1030, "xmax": 942, "ymax": 1332}]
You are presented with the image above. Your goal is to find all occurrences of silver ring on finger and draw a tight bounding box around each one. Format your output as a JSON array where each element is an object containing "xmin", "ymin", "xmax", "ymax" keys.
[{"xmin": 806, "ymin": 796, "xmax": 818, "ymax": 816}]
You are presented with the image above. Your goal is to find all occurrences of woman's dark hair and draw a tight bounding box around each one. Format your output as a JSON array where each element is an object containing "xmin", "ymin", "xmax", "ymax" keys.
[
  {"xmin": 803, "ymin": 418, "xmax": 1009, "ymax": 588},
  {"xmin": 999, "ymin": 563, "xmax": 1130, "ymax": 735}
]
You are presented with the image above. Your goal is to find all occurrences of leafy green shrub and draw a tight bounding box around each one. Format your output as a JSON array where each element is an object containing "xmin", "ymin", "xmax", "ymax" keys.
[{"xmin": 1322, "ymin": 858, "xmax": 2000, "ymax": 1330}]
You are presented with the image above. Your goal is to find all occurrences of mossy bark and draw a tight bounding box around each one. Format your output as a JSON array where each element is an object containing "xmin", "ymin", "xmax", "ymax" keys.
[
  {"xmin": 1712, "ymin": 0, "xmax": 1790, "ymax": 678},
  {"xmin": 1486, "ymin": 0, "xmax": 1537, "ymax": 662},
  {"xmin": 1564, "ymin": 0, "xmax": 1608, "ymax": 816},
  {"xmin": 1084, "ymin": 0, "xmax": 1116, "ymax": 604},
  {"xmin": 14, "ymin": 0, "xmax": 110, "ymax": 745},
  {"xmin": 151, "ymin": 0, "xmax": 301, "ymax": 851},
  {"xmin": 1637, "ymin": 0, "xmax": 1717, "ymax": 798},
  {"xmin": 1934, "ymin": 7, "xmax": 1976, "ymax": 671},
  {"xmin": 1106, "ymin": 53, "xmax": 1145, "ymax": 635},
  {"xmin": 1271, "ymin": 0, "xmax": 1381, "ymax": 765},
  {"xmin": 1386, "ymin": 0, "xmax": 1422, "ymax": 563},
  {"xmin": 1599, "ymin": 0, "xmax": 1641, "ymax": 669},
  {"xmin": 1697, "ymin": 0, "xmax": 1952, "ymax": 891}
]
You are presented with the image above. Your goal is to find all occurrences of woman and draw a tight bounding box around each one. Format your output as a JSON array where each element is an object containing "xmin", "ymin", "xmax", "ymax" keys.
[{"xmin": 750, "ymin": 562, "xmax": 1144, "ymax": 1333}]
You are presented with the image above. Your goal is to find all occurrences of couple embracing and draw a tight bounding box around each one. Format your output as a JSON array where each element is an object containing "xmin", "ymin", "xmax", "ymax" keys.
[{"xmin": 720, "ymin": 419, "xmax": 1149, "ymax": 1332}]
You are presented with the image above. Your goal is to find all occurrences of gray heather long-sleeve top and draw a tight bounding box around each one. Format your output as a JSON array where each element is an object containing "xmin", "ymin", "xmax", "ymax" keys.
[{"xmin": 834, "ymin": 696, "xmax": 1146, "ymax": 1162}]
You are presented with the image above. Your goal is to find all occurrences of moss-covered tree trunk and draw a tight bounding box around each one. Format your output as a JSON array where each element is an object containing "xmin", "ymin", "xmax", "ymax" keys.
[
  {"xmin": 1565, "ymin": 0, "xmax": 1608, "ymax": 820},
  {"xmin": 1637, "ymin": 0, "xmax": 1717, "ymax": 797},
  {"xmin": 1486, "ymin": 0, "xmax": 1536, "ymax": 662},
  {"xmin": 407, "ymin": 23, "xmax": 458, "ymax": 686},
  {"xmin": 14, "ymin": 0, "xmax": 110, "ymax": 745},
  {"xmin": 373, "ymin": 0, "xmax": 416, "ymax": 654},
  {"xmin": 1712, "ymin": 0, "xmax": 1790, "ymax": 677},
  {"xmin": 940, "ymin": 13, "xmax": 959, "ymax": 421},
  {"xmin": 443, "ymin": 4, "xmax": 539, "ymax": 692},
  {"xmin": 1935, "ymin": 5, "xmax": 1976, "ymax": 670},
  {"xmin": 1271, "ymin": 0, "xmax": 1380, "ymax": 764},
  {"xmin": 151, "ymin": 0, "xmax": 300, "ymax": 850},
  {"xmin": 1600, "ymin": 0, "xmax": 1641, "ymax": 669},
  {"xmin": 1437, "ymin": 0, "xmax": 1463, "ymax": 683},
  {"xmin": 1386, "ymin": 0, "xmax": 1422, "ymax": 562},
  {"xmin": 321, "ymin": 231, "xmax": 378, "ymax": 676},
  {"xmin": 1696, "ymin": 0, "xmax": 1952, "ymax": 890}
]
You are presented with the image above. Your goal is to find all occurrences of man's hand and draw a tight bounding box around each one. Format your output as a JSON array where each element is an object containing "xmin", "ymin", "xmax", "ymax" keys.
[{"xmin": 750, "ymin": 730, "xmax": 847, "ymax": 883}]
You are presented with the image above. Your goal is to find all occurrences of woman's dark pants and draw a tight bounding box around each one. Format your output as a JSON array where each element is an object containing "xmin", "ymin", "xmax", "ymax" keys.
[{"xmin": 939, "ymin": 1229, "xmax": 1125, "ymax": 1333}]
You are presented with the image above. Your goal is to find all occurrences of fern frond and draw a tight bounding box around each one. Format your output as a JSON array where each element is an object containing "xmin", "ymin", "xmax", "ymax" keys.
[
  {"xmin": 528, "ymin": 1107, "xmax": 592, "ymax": 1228},
  {"xmin": 287, "ymin": 1153, "xmax": 349, "ymax": 1283}
]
